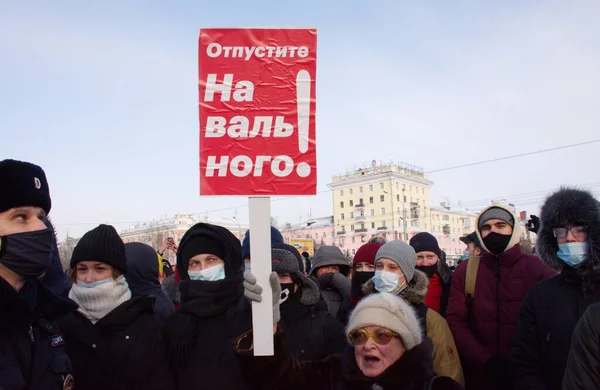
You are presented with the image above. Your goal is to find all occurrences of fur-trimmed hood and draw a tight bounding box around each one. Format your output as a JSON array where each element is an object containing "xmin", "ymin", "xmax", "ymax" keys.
[
  {"xmin": 536, "ymin": 187, "xmax": 600, "ymax": 275},
  {"xmin": 362, "ymin": 270, "xmax": 429, "ymax": 306},
  {"xmin": 475, "ymin": 205, "xmax": 522, "ymax": 255}
]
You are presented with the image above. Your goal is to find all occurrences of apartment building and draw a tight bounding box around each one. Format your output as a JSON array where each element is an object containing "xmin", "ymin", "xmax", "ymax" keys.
[{"xmin": 279, "ymin": 216, "xmax": 336, "ymax": 255}]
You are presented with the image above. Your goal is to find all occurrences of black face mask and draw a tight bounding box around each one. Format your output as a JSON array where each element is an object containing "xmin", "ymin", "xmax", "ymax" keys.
[
  {"xmin": 0, "ymin": 229, "xmax": 52, "ymax": 279},
  {"xmin": 279, "ymin": 283, "xmax": 297, "ymax": 305},
  {"xmin": 483, "ymin": 232, "xmax": 512, "ymax": 255},
  {"xmin": 416, "ymin": 264, "xmax": 438, "ymax": 278},
  {"xmin": 351, "ymin": 271, "xmax": 375, "ymax": 297}
]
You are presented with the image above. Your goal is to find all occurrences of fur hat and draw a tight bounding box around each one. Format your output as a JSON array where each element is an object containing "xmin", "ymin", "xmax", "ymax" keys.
[
  {"xmin": 346, "ymin": 292, "xmax": 422, "ymax": 351},
  {"xmin": 537, "ymin": 187, "xmax": 600, "ymax": 276},
  {"xmin": 0, "ymin": 159, "xmax": 51, "ymax": 214},
  {"xmin": 271, "ymin": 244, "xmax": 320, "ymax": 305}
]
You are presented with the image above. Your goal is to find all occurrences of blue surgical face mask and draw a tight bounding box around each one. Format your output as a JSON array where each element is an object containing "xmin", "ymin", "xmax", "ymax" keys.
[
  {"xmin": 77, "ymin": 277, "xmax": 113, "ymax": 289},
  {"xmin": 373, "ymin": 270, "xmax": 408, "ymax": 295},
  {"xmin": 188, "ymin": 263, "xmax": 226, "ymax": 281},
  {"xmin": 557, "ymin": 242, "xmax": 589, "ymax": 268}
]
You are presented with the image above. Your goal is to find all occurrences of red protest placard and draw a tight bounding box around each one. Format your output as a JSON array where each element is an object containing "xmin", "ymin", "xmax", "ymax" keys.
[{"xmin": 198, "ymin": 28, "xmax": 317, "ymax": 196}]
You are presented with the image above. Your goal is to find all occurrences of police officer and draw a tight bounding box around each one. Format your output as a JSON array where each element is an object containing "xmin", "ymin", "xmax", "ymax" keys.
[{"xmin": 0, "ymin": 159, "xmax": 76, "ymax": 389}]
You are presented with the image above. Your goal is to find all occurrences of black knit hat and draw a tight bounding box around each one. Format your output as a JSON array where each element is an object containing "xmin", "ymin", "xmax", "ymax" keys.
[
  {"xmin": 0, "ymin": 159, "xmax": 51, "ymax": 214},
  {"xmin": 409, "ymin": 232, "xmax": 442, "ymax": 258},
  {"xmin": 71, "ymin": 224, "xmax": 127, "ymax": 272},
  {"xmin": 180, "ymin": 236, "xmax": 226, "ymax": 265}
]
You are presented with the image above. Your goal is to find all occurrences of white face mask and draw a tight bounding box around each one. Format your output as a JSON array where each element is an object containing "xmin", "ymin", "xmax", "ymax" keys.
[
  {"xmin": 188, "ymin": 263, "xmax": 226, "ymax": 281},
  {"xmin": 373, "ymin": 270, "xmax": 407, "ymax": 295}
]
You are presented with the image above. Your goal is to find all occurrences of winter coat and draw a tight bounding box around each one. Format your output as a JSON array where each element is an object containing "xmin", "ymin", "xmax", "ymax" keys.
[
  {"xmin": 236, "ymin": 330, "xmax": 464, "ymax": 390},
  {"xmin": 279, "ymin": 292, "xmax": 347, "ymax": 361},
  {"xmin": 445, "ymin": 205, "xmax": 556, "ymax": 389},
  {"xmin": 40, "ymin": 218, "xmax": 69, "ymax": 295},
  {"xmin": 435, "ymin": 251, "xmax": 453, "ymax": 317},
  {"xmin": 163, "ymin": 222, "xmax": 251, "ymax": 390},
  {"xmin": 511, "ymin": 187, "xmax": 600, "ymax": 390},
  {"xmin": 0, "ymin": 277, "xmax": 77, "ymax": 390},
  {"xmin": 310, "ymin": 246, "xmax": 352, "ymax": 320},
  {"xmin": 57, "ymin": 296, "xmax": 173, "ymax": 390},
  {"xmin": 364, "ymin": 270, "xmax": 464, "ymax": 385},
  {"xmin": 562, "ymin": 301, "xmax": 600, "ymax": 390},
  {"xmin": 125, "ymin": 242, "xmax": 175, "ymax": 326}
]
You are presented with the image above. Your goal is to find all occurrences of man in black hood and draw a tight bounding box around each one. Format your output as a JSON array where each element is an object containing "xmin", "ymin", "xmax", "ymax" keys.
[
  {"xmin": 163, "ymin": 222, "xmax": 250, "ymax": 389},
  {"xmin": 512, "ymin": 187, "xmax": 600, "ymax": 390},
  {"xmin": 0, "ymin": 159, "xmax": 77, "ymax": 389}
]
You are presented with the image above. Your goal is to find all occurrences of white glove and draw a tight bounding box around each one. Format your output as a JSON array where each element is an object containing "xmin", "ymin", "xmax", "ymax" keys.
[{"xmin": 243, "ymin": 271, "xmax": 281, "ymax": 324}]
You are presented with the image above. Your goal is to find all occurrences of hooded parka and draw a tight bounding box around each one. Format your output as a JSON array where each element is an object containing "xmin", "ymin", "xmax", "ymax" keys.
[
  {"xmin": 125, "ymin": 242, "xmax": 175, "ymax": 327},
  {"xmin": 0, "ymin": 277, "xmax": 77, "ymax": 390},
  {"xmin": 446, "ymin": 205, "xmax": 556, "ymax": 390},
  {"xmin": 163, "ymin": 223, "xmax": 251, "ymax": 390},
  {"xmin": 511, "ymin": 188, "xmax": 600, "ymax": 390},
  {"xmin": 310, "ymin": 245, "xmax": 351, "ymax": 321},
  {"xmin": 363, "ymin": 270, "xmax": 464, "ymax": 385},
  {"xmin": 57, "ymin": 295, "xmax": 173, "ymax": 390}
]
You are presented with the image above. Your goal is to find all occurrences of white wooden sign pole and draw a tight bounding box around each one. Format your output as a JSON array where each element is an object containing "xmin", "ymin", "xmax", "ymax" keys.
[{"xmin": 248, "ymin": 196, "xmax": 274, "ymax": 356}]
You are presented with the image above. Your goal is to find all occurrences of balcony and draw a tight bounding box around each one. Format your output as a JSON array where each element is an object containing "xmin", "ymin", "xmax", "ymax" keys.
[
  {"xmin": 336, "ymin": 231, "xmax": 347, "ymax": 236},
  {"xmin": 355, "ymin": 203, "xmax": 366, "ymax": 208},
  {"xmin": 377, "ymin": 226, "xmax": 388, "ymax": 231},
  {"xmin": 355, "ymin": 228, "xmax": 368, "ymax": 233},
  {"xmin": 442, "ymin": 224, "xmax": 451, "ymax": 235},
  {"xmin": 355, "ymin": 215, "xmax": 366, "ymax": 221}
]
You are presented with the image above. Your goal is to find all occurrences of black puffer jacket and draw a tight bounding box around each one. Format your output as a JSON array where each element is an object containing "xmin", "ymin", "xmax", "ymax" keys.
[
  {"xmin": 57, "ymin": 296, "xmax": 174, "ymax": 390},
  {"xmin": 163, "ymin": 223, "xmax": 251, "ymax": 390},
  {"xmin": 0, "ymin": 277, "xmax": 77, "ymax": 390},
  {"xmin": 563, "ymin": 301, "xmax": 600, "ymax": 390},
  {"xmin": 309, "ymin": 246, "xmax": 351, "ymax": 321},
  {"xmin": 511, "ymin": 188, "xmax": 600, "ymax": 390}
]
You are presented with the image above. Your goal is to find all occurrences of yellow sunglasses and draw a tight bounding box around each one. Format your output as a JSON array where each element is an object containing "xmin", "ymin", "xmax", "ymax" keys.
[{"xmin": 348, "ymin": 327, "xmax": 399, "ymax": 346}]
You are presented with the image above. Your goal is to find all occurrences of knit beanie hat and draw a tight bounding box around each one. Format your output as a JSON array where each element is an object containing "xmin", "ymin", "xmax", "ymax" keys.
[
  {"xmin": 478, "ymin": 207, "xmax": 515, "ymax": 230},
  {"xmin": 375, "ymin": 240, "xmax": 417, "ymax": 282},
  {"xmin": 352, "ymin": 243, "xmax": 382, "ymax": 268},
  {"xmin": 0, "ymin": 159, "xmax": 51, "ymax": 214},
  {"xmin": 271, "ymin": 244, "xmax": 320, "ymax": 305},
  {"xmin": 241, "ymin": 226, "xmax": 284, "ymax": 259},
  {"xmin": 409, "ymin": 232, "xmax": 441, "ymax": 258},
  {"xmin": 71, "ymin": 224, "xmax": 127, "ymax": 272},
  {"xmin": 179, "ymin": 236, "xmax": 225, "ymax": 265},
  {"xmin": 346, "ymin": 292, "xmax": 422, "ymax": 351}
]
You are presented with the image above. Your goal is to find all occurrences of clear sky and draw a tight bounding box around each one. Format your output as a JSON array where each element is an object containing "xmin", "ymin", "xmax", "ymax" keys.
[{"xmin": 1, "ymin": 0, "xmax": 599, "ymax": 239}]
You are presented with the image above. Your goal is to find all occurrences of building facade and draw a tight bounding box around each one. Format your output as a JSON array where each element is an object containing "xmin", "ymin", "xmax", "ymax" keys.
[
  {"xmin": 279, "ymin": 216, "xmax": 336, "ymax": 255},
  {"xmin": 119, "ymin": 214, "xmax": 249, "ymax": 263}
]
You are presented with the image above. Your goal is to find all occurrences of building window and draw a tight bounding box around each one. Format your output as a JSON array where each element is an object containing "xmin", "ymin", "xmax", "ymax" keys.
[
  {"xmin": 380, "ymin": 195, "xmax": 385, "ymax": 202},
  {"xmin": 352, "ymin": 237, "xmax": 356, "ymax": 243},
  {"xmin": 370, "ymin": 209, "xmax": 375, "ymax": 216},
  {"xmin": 371, "ymin": 222, "xmax": 376, "ymax": 228},
  {"xmin": 397, "ymin": 194, "xmax": 400, "ymax": 201},
  {"xmin": 340, "ymin": 201, "xmax": 344, "ymax": 208},
  {"xmin": 380, "ymin": 182, "xmax": 384, "ymax": 189},
  {"xmin": 352, "ymin": 249, "xmax": 356, "ymax": 256},
  {"xmin": 359, "ymin": 198, "xmax": 364, "ymax": 205},
  {"xmin": 349, "ymin": 188, "xmax": 354, "ymax": 195},
  {"xmin": 381, "ymin": 208, "xmax": 386, "ymax": 214},
  {"xmin": 340, "ymin": 190, "xmax": 344, "ymax": 196},
  {"xmin": 369, "ymin": 196, "xmax": 374, "ymax": 204},
  {"xmin": 396, "ymin": 182, "xmax": 399, "ymax": 189},
  {"xmin": 360, "ymin": 211, "xmax": 365, "ymax": 217},
  {"xmin": 381, "ymin": 221, "xmax": 387, "ymax": 228},
  {"xmin": 404, "ymin": 196, "xmax": 407, "ymax": 202},
  {"xmin": 369, "ymin": 184, "xmax": 374, "ymax": 191},
  {"xmin": 351, "ymin": 224, "xmax": 355, "ymax": 231},
  {"xmin": 341, "ymin": 213, "xmax": 345, "ymax": 220},
  {"xmin": 360, "ymin": 223, "xmax": 365, "ymax": 229},
  {"xmin": 350, "ymin": 212, "xmax": 354, "ymax": 219},
  {"xmin": 322, "ymin": 232, "xmax": 326, "ymax": 238},
  {"xmin": 350, "ymin": 200, "xmax": 354, "ymax": 207},
  {"xmin": 359, "ymin": 186, "xmax": 363, "ymax": 193}
]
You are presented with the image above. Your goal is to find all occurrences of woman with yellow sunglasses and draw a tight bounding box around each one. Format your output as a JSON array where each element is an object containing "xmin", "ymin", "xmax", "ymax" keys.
[{"xmin": 236, "ymin": 288, "xmax": 463, "ymax": 389}]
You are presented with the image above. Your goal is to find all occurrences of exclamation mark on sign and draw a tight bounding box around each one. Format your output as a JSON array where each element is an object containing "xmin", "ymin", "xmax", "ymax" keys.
[{"xmin": 295, "ymin": 70, "xmax": 311, "ymax": 178}]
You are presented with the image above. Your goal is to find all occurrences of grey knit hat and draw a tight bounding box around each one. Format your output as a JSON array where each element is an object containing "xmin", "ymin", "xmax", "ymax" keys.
[
  {"xmin": 478, "ymin": 207, "xmax": 515, "ymax": 230},
  {"xmin": 375, "ymin": 240, "xmax": 417, "ymax": 282},
  {"xmin": 272, "ymin": 244, "xmax": 320, "ymax": 305}
]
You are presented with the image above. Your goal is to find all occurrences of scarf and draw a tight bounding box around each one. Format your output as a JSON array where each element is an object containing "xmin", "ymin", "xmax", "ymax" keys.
[
  {"xmin": 179, "ymin": 272, "xmax": 243, "ymax": 317},
  {"xmin": 69, "ymin": 275, "xmax": 132, "ymax": 324}
]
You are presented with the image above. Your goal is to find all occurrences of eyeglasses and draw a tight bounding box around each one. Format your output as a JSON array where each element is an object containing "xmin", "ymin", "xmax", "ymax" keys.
[
  {"xmin": 553, "ymin": 226, "xmax": 587, "ymax": 239},
  {"xmin": 348, "ymin": 327, "xmax": 399, "ymax": 346}
]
